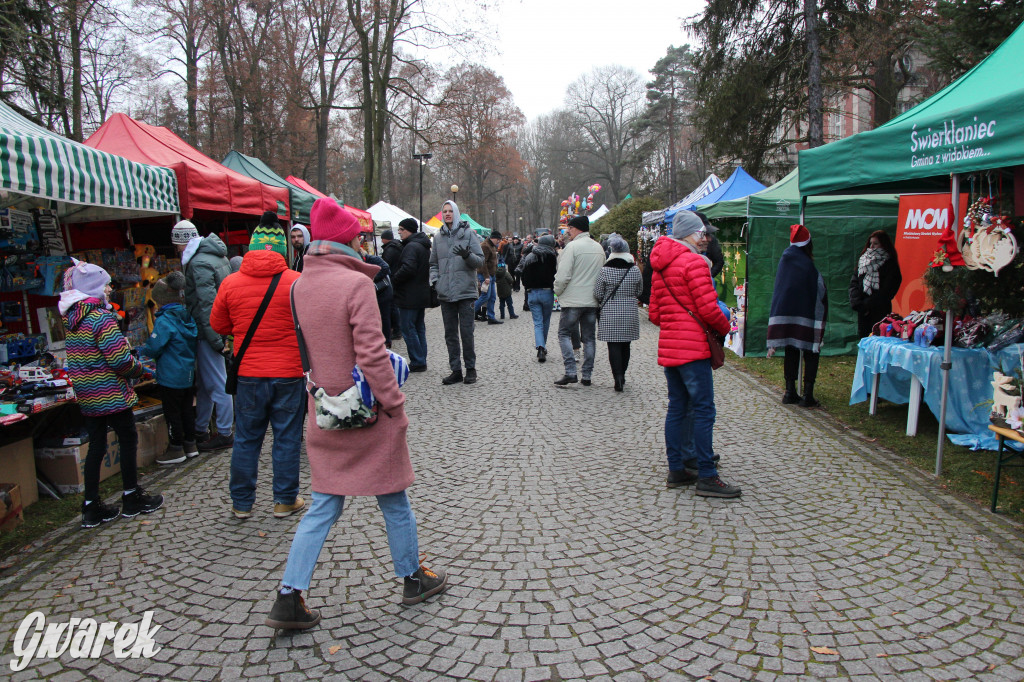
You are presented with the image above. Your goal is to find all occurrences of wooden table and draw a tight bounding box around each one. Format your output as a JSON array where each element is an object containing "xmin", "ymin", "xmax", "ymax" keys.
[{"xmin": 988, "ymin": 424, "xmax": 1024, "ymax": 512}]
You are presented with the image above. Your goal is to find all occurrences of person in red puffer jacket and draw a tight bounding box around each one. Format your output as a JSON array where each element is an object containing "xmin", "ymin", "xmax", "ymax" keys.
[
  {"xmin": 649, "ymin": 210, "xmax": 740, "ymax": 499},
  {"xmin": 210, "ymin": 219, "xmax": 305, "ymax": 521}
]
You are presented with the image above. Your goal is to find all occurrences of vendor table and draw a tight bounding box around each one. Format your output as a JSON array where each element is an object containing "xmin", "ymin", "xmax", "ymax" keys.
[
  {"xmin": 851, "ymin": 337, "xmax": 1024, "ymax": 450},
  {"xmin": 989, "ymin": 425, "xmax": 1024, "ymax": 512}
]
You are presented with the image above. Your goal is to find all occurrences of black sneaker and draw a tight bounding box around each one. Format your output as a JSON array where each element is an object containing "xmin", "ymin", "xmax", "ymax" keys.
[
  {"xmin": 265, "ymin": 590, "xmax": 321, "ymax": 630},
  {"xmin": 683, "ymin": 454, "xmax": 721, "ymax": 470},
  {"xmin": 442, "ymin": 370, "xmax": 463, "ymax": 385},
  {"xmin": 402, "ymin": 565, "xmax": 448, "ymax": 605},
  {"xmin": 553, "ymin": 375, "xmax": 578, "ymax": 387},
  {"xmin": 782, "ymin": 390, "xmax": 801, "ymax": 404},
  {"xmin": 666, "ymin": 469, "xmax": 699, "ymax": 488},
  {"xmin": 695, "ymin": 477, "xmax": 742, "ymax": 498},
  {"xmin": 463, "ymin": 369, "xmax": 477, "ymax": 384},
  {"xmin": 510, "ymin": 314, "xmax": 519, "ymax": 319},
  {"xmin": 580, "ymin": 379, "xmax": 592, "ymax": 386},
  {"xmin": 409, "ymin": 365, "xmax": 428, "ymax": 373},
  {"xmin": 537, "ymin": 346, "xmax": 546, "ymax": 363},
  {"xmin": 81, "ymin": 500, "xmax": 120, "ymax": 529},
  {"xmin": 122, "ymin": 488, "xmax": 164, "ymax": 518},
  {"xmin": 799, "ymin": 396, "xmax": 820, "ymax": 408},
  {"xmin": 487, "ymin": 318, "xmax": 503, "ymax": 325},
  {"xmin": 198, "ymin": 432, "xmax": 233, "ymax": 452}
]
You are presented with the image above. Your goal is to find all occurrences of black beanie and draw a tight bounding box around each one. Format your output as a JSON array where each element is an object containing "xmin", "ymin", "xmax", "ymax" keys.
[
  {"xmin": 380, "ymin": 229, "xmax": 394, "ymax": 241},
  {"xmin": 490, "ymin": 229, "xmax": 502, "ymax": 239},
  {"xmin": 567, "ymin": 215, "xmax": 590, "ymax": 231},
  {"xmin": 398, "ymin": 218, "xmax": 419, "ymax": 233},
  {"xmin": 259, "ymin": 210, "xmax": 280, "ymax": 227}
]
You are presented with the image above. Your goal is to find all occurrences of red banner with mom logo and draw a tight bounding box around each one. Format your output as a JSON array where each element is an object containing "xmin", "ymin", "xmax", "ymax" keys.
[{"xmin": 892, "ymin": 193, "xmax": 967, "ymax": 315}]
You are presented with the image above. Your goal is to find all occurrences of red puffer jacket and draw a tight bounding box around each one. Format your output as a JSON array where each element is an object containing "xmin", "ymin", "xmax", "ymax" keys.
[
  {"xmin": 210, "ymin": 250, "xmax": 302, "ymax": 377},
  {"xmin": 649, "ymin": 236, "xmax": 729, "ymax": 367}
]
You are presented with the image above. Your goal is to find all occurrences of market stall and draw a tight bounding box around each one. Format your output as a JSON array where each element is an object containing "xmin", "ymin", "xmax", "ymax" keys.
[
  {"xmin": 663, "ymin": 173, "xmax": 722, "ymax": 223},
  {"xmin": 702, "ymin": 169, "xmax": 899, "ymax": 356},
  {"xmin": 799, "ymin": 22, "xmax": 1024, "ymax": 465}
]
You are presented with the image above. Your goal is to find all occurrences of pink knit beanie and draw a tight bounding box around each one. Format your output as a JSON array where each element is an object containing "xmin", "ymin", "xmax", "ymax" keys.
[{"xmin": 310, "ymin": 198, "xmax": 361, "ymax": 245}]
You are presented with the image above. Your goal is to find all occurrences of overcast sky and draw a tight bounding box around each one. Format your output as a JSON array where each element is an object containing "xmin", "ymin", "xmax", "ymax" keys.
[{"xmin": 479, "ymin": 0, "xmax": 708, "ymax": 121}]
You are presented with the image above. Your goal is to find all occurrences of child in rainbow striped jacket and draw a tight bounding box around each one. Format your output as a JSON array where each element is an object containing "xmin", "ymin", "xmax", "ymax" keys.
[{"xmin": 60, "ymin": 259, "xmax": 164, "ymax": 529}]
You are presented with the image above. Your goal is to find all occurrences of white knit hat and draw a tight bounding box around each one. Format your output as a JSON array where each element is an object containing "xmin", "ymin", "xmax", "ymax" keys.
[{"xmin": 171, "ymin": 219, "xmax": 200, "ymax": 245}]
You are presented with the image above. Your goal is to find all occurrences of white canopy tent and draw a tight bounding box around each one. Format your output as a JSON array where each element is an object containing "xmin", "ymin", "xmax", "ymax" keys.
[
  {"xmin": 589, "ymin": 204, "xmax": 609, "ymax": 222},
  {"xmin": 367, "ymin": 200, "xmax": 438, "ymax": 236}
]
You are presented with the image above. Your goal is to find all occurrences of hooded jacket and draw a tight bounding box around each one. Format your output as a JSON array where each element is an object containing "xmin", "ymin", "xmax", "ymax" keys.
[
  {"xmin": 63, "ymin": 299, "xmax": 144, "ymax": 416},
  {"xmin": 428, "ymin": 200, "xmax": 484, "ymax": 302},
  {"xmin": 291, "ymin": 225, "xmax": 311, "ymax": 272},
  {"xmin": 649, "ymin": 236, "xmax": 729, "ymax": 367},
  {"xmin": 553, "ymin": 231, "xmax": 604, "ymax": 308},
  {"xmin": 392, "ymin": 230, "xmax": 431, "ymax": 309},
  {"xmin": 142, "ymin": 304, "xmax": 198, "ymax": 389},
  {"xmin": 209, "ymin": 250, "xmax": 302, "ymax": 377},
  {"xmin": 183, "ymin": 234, "xmax": 231, "ymax": 351}
]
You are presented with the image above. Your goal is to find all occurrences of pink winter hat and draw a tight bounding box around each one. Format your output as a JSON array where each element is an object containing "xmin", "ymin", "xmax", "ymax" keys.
[{"xmin": 310, "ymin": 198, "xmax": 361, "ymax": 244}]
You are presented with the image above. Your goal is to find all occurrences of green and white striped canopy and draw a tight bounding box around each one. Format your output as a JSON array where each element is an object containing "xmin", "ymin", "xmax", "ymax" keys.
[{"xmin": 1, "ymin": 101, "xmax": 180, "ymax": 222}]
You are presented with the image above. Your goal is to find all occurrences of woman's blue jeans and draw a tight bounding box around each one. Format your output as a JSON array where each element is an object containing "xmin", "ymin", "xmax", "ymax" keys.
[
  {"xmin": 281, "ymin": 490, "xmax": 420, "ymax": 590},
  {"xmin": 527, "ymin": 289, "xmax": 554, "ymax": 349},
  {"xmin": 664, "ymin": 360, "xmax": 719, "ymax": 479}
]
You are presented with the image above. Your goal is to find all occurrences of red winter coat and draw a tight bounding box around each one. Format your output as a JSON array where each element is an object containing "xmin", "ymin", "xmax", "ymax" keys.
[
  {"xmin": 648, "ymin": 236, "xmax": 729, "ymax": 367},
  {"xmin": 210, "ymin": 250, "xmax": 302, "ymax": 377}
]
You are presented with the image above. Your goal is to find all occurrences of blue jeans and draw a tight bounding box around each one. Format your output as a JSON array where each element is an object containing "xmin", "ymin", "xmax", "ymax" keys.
[
  {"xmin": 195, "ymin": 341, "xmax": 234, "ymax": 435},
  {"xmin": 527, "ymin": 289, "xmax": 554, "ymax": 349},
  {"xmin": 558, "ymin": 307, "xmax": 597, "ymax": 379},
  {"xmin": 281, "ymin": 490, "xmax": 420, "ymax": 590},
  {"xmin": 474, "ymin": 274, "xmax": 496, "ymax": 319},
  {"xmin": 398, "ymin": 307, "xmax": 427, "ymax": 367},
  {"xmin": 229, "ymin": 376, "xmax": 306, "ymax": 511},
  {"xmin": 664, "ymin": 360, "xmax": 718, "ymax": 479}
]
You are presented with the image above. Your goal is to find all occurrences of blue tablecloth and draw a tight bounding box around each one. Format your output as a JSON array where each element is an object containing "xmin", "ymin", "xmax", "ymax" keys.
[{"xmin": 851, "ymin": 337, "xmax": 1024, "ymax": 451}]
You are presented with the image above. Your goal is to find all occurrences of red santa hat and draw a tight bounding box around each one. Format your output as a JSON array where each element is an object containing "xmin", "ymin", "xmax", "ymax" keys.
[{"xmin": 790, "ymin": 224, "xmax": 811, "ymax": 247}]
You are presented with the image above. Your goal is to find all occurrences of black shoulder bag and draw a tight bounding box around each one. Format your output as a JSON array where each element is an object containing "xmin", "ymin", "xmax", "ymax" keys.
[
  {"xmin": 597, "ymin": 268, "xmax": 631, "ymax": 321},
  {"xmin": 224, "ymin": 271, "xmax": 283, "ymax": 394}
]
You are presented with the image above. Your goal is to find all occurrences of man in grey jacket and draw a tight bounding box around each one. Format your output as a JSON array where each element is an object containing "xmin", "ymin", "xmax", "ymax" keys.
[
  {"xmin": 553, "ymin": 215, "xmax": 605, "ymax": 387},
  {"xmin": 428, "ymin": 200, "xmax": 484, "ymax": 385},
  {"xmin": 173, "ymin": 220, "xmax": 234, "ymax": 450}
]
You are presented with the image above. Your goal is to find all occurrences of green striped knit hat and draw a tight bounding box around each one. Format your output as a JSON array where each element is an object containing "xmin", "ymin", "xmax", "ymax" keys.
[{"xmin": 249, "ymin": 221, "xmax": 287, "ymax": 259}]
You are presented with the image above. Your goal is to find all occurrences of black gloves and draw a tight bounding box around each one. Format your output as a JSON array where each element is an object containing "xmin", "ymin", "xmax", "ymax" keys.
[{"xmin": 452, "ymin": 245, "xmax": 470, "ymax": 259}]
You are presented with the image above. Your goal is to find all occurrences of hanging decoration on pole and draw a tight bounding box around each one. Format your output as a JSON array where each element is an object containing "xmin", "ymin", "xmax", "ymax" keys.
[
  {"xmin": 558, "ymin": 184, "xmax": 602, "ymax": 226},
  {"xmin": 957, "ymin": 195, "xmax": 1018, "ymax": 275}
]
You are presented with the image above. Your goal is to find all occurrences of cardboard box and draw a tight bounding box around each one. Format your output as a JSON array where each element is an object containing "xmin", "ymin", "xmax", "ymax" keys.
[
  {"xmin": 135, "ymin": 414, "xmax": 168, "ymax": 467},
  {"xmin": 0, "ymin": 437, "xmax": 37, "ymax": 507},
  {"xmin": 35, "ymin": 430, "xmax": 120, "ymax": 495},
  {"xmin": 0, "ymin": 483, "xmax": 24, "ymax": 533}
]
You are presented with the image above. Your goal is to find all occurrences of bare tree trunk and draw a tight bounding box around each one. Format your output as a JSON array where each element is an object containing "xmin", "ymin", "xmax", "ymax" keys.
[
  {"xmin": 805, "ymin": 0, "xmax": 824, "ymax": 148},
  {"xmin": 69, "ymin": 0, "xmax": 83, "ymax": 141}
]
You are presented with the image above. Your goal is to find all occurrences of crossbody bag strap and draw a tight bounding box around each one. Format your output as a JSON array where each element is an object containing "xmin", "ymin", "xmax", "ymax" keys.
[
  {"xmin": 600, "ymin": 268, "xmax": 631, "ymax": 309},
  {"xmin": 657, "ymin": 271, "xmax": 711, "ymax": 333},
  {"xmin": 233, "ymin": 271, "xmax": 283, "ymax": 371},
  {"xmin": 290, "ymin": 284, "xmax": 317, "ymax": 391}
]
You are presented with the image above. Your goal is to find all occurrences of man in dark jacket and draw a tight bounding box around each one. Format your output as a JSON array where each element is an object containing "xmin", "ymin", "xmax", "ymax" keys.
[
  {"xmin": 517, "ymin": 234, "xmax": 558, "ymax": 362},
  {"xmin": 173, "ymin": 219, "xmax": 234, "ymax": 451},
  {"xmin": 392, "ymin": 218, "xmax": 431, "ymax": 372},
  {"xmin": 380, "ymin": 229, "xmax": 403, "ymax": 340}
]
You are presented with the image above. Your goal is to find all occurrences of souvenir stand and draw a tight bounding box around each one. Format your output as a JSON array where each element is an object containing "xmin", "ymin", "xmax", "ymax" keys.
[
  {"xmin": 799, "ymin": 22, "xmax": 1024, "ymax": 483},
  {"xmin": 1, "ymin": 102, "xmax": 182, "ymax": 511}
]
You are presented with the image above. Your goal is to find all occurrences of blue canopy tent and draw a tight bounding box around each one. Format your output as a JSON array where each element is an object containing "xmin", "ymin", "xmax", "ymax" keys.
[{"xmin": 693, "ymin": 167, "xmax": 767, "ymax": 209}]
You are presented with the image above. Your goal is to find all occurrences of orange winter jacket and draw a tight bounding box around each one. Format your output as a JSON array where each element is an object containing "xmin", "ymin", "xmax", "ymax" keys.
[
  {"xmin": 648, "ymin": 236, "xmax": 729, "ymax": 367},
  {"xmin": 210, "ymin": 250, "xmax": 303, "ymax": 377}
]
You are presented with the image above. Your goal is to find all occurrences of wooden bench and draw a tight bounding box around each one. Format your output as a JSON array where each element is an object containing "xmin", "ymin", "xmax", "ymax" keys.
[{"xmin": 988, "ymin": 425, "xmax": 1024, "ymax": 513}]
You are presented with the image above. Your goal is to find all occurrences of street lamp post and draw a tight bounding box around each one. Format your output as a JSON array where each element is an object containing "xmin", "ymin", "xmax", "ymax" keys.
[
  {"xmin": 451, "ymin": 184, "xmax": 459, "ymax": 201},
  {"xmin": 412, "ymin": 152, "xmax": 432, "ymax": 227}
]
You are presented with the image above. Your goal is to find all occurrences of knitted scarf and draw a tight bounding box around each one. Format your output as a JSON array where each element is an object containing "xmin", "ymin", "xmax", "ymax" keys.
[{"xmin": 857, "ymin": 248, "xmax": 889, "ymax": 295}]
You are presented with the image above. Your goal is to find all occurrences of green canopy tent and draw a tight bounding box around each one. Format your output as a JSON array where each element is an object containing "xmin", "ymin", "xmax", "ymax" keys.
[
  {"xmin": 222, "ymin": 150, "xmax": 319, "ymax": 224},
  {"xmin": 703, "ymin": 170, "xmax": 899, "ymax": 356},
  {"xmin": 0, "ymin": 101, "xmax": 179, "ymax": 222},
  {"xmin": 800, "ymin": 23, "xmax": 1024, "ymax": 196}
]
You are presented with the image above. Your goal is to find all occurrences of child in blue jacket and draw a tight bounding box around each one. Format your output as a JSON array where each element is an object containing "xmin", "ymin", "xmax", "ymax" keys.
[{"xmin": 142, "ymin": 272, "xmax": 199, "ymax": 465}]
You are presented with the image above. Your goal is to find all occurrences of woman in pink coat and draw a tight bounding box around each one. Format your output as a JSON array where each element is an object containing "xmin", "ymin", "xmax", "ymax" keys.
[
  {"xmin": 265, "ymin": 198, "xmax": 448, "ymax": 631},
  {"xmin": 649, "ymin": 210, "xmax": 740, "ymax": 499}
]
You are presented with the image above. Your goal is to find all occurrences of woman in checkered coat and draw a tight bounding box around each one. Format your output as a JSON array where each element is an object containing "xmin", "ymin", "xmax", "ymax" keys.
[{"xmin": 593, "ymin": 235, "xmax": 643, "ymax": 392}]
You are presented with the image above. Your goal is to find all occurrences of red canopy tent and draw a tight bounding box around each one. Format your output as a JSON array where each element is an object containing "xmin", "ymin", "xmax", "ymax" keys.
[
  {"xmin": 85, "ymin": 114, "xmax": 290, "ymax": 221},
  {"xmin": 286, "ymin": 176, "xmax": 328, "ymax": 198}
]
